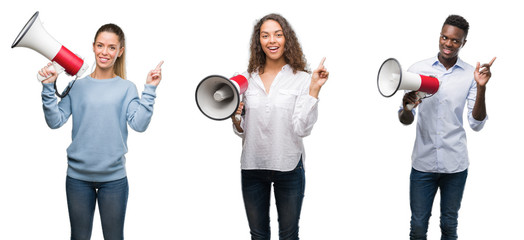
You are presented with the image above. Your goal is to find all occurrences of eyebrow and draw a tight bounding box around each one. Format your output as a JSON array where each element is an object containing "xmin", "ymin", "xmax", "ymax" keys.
[
  {"xmin": 261, "ymin": 30, "xmax": 283, "ymax": 34},
  {"xmin": 95, "ymin": 42, "xmax": 119, "ymax": 46}
]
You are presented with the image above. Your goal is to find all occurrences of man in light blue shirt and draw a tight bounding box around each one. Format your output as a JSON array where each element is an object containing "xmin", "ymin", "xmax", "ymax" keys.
[{"xmin": 398, "ymin": 15, "xmax": 496, "ymax": 240}]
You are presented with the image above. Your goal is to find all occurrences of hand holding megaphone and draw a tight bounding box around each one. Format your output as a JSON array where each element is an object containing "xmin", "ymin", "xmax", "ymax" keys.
[
  {"xmin": 232, "ymin": 101, "xmax": 244, "ymax": 122},
  {"xmin": 38, "ymin": 62, "xmax": 63, "ymax": 83},
  {"xmin": 403, "ymin": 91, "xmax": 423, "ymax": 110}
]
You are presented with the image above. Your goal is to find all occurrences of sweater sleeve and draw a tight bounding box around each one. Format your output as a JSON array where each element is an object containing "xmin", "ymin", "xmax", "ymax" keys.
[
  {"xmin": 41, "ymin": 83, "xmax": 72, "ymax": 129},
  {"xmin": 126, "ymin": 84, "xmax": 157, "ymax": 132}
]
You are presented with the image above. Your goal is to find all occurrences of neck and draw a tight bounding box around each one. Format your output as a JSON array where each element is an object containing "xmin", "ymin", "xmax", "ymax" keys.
[
  {"xmin": 91, "ymin": 67, "xmax": 116, "ymax": 79},
  {"xmin": 263, "ymin": 57, "xmax": 287, "ymax": 73},
  {"xmin": 438, "ymin": 54, "xmax": 458, "ymax": 70}
]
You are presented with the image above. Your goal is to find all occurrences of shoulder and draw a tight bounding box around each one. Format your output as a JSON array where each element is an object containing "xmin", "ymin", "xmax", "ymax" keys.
[
  {"xmin": 114, "ymin": 77, "xmax": 137, "ymax": 89},
  {"xmin": 410, "ymin": 56, "xmax": 436, "ymax": 69},
  {"xmin": 456, "ymin": 58, "xmax": 475, "ymax": 72}
]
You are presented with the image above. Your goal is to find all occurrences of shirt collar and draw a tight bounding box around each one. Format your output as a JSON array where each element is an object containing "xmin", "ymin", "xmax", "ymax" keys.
[
  {"xmin": 432, "ymin": 54, "xmax": 466, "ymax": 70},
  {"xmin": 253, "ymin": 64, "xmax": 291, "ymax": 75}
]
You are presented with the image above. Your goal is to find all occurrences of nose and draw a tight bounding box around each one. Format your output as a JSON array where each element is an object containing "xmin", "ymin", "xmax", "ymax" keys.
[
  {"xmin": 444, "ymin": 39, "xmax": 453, "ymax": 47},
  {"xmin": 269, "ymin": 35, "xmax": 276, "ymax": 43}
]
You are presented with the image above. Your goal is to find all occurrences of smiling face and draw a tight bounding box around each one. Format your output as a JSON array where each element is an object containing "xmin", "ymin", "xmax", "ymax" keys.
[
  {"xmin": 438, "ymin": 24, "xmax": 466, "ymax": 67},
  {"xmin": 93, "ymin": 31, "xmax": 124, "ymax": 71},
  {"xmin": 260, "ymin": 19, "xmax": 286, "ymax": 62}
]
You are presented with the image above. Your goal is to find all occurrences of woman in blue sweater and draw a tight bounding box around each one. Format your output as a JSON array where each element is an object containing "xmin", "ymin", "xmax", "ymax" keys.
[{"xmin": 39, "ymin": 23, "xmax": 163, "ymax": 240}]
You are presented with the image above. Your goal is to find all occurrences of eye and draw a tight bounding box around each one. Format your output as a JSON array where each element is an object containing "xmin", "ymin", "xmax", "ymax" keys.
[{"xmin": 261, "ymin": 34, "xmax": 268, "ymax": 39}]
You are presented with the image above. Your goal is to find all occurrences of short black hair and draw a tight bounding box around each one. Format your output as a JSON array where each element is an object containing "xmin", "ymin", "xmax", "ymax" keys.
[{"xmin": 443, "ymin": 15, "xmax": 469, "ymax": 38}]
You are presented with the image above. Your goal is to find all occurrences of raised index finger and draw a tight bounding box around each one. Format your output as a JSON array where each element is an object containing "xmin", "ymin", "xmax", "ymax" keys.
[
  {"xmin": 488, "ymin": 57, "xmax": 496, "ymax": 66},
  {"xmin": 155, "ymin": 60, "xmax": 164, "ymax": 70},
  {"xmin": 318, "ymin": 57, "xmax": 326, "ymax": 68}
]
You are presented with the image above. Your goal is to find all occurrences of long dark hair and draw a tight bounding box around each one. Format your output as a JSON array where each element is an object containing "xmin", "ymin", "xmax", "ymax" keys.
[{"xmin": 248, "ymin": 14, "xmax": 308, "ymax": 74}]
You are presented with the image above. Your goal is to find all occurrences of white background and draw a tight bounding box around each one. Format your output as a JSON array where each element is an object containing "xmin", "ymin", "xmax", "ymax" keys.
[{"xmin": 1, "ymin": 0, "xmax": 522, "ymax": 239}]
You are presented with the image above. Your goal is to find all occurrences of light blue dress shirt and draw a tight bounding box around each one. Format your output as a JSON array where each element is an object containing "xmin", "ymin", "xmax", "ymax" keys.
[{"xmin": 404, "ymin": 55, "xmax": 488, "ymax": 173}]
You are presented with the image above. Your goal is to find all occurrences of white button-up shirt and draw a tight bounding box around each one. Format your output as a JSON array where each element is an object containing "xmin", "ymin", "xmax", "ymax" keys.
[
  {"xmin": 404, "ymin": 56, "xmax": 488, "ymax": 173},
  {"xmin": 234, "ymin": 65, "xmax": 319, "ymax": 171}
]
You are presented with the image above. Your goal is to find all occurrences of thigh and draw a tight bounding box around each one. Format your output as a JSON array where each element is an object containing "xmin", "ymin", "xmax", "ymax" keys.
[
  {"xmin": 242, "ymin": 170, "xmax": 272, "ymax": 239},
  {"xmin": 66, "ymin": 176, "xmax": 97, "ymax": 240},
  {"xmin": 410, "ymin": 168, "xmax": 439, "ymax": 221},
  {"xmin": 439, "ymin": 169, "xmax": 468, "ymax": 217},
  {"xmin": 273, "ymin": 161, "xmax": 305, "ymax": 240},
  {"xmin": 97, "ymin": 177, "xmax": 129, "ymax": 240}
]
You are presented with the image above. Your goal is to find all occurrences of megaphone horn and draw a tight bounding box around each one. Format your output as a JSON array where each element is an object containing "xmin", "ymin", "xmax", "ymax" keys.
[
  {"xmin": 12, "ymin": 11, "xmax": 89, "ymax": 97},
  {"xmin": 377, "ymin": 58, "xmax": 439, "ymax": 110},
  {"xmin": 195, "ymin": 74, "xmax": 248, "ymax": 121}
]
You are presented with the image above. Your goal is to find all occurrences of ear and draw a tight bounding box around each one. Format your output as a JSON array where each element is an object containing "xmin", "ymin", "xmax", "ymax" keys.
[
  {"xmin": 461, "ymin": 39, "xmax": 467, "ymax": 48},
  {"xmin": 118, "ymin": 46, "xmax": 125, "ymax": 58}
]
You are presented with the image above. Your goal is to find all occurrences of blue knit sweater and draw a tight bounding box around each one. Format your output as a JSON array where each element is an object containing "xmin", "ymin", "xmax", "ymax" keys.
[{"xmin": 42, "ymin": 76, "xmax": 157, "ymax": 182}]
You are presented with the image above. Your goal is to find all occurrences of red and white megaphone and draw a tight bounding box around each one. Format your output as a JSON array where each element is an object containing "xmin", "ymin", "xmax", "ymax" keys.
[
  {"xmin": 195, "ymin": 74, "xmax": 248, "ymax": 121},
  {"xmin": 377, "ymin": 58, "xmax": 439, "ymax": 110},
  {"xmin": 12, "ymin": 11, "xmax": 88, "ymax": 97}
]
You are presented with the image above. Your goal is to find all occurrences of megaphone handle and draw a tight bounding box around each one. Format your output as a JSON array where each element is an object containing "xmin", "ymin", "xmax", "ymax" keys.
[
  {"xmin": 234, "ymin": 95, "xmax": 245, "ymax": 122},
  {"xmin": 37, "ymin": 62, "xmax": 64, "ymax": 82},
  {"xmin": 406, "ymin": 92, "xmax": 426, "ymax": 111}
]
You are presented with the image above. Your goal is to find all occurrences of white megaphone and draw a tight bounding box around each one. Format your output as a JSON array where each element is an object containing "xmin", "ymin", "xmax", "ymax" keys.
[
  {"xmin": 12, "ymin": 11, "xmax": 88, "ymax": 97},
  {"xmin": 377, "ymin": 58, "xmax": 439, "ymax": 110},
  {"xmin": 195, "ymin": 74, "xmax": 248, "ymax": 121}
]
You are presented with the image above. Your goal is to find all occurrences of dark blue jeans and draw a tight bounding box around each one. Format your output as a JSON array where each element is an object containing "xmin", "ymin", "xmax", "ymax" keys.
[
  {"xmin": 409, "ymin": 168, "xmax": 468, "ymax": 240},
  {"xmin": 241, "ymin": 160, "xmax": 305, "ymax": 240},
  {"xmin": 66, "ymin": 176, "xmax": 128, "ymax": 240}
]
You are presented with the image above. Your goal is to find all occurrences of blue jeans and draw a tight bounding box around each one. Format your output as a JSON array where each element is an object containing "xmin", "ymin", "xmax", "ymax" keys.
[
  {"xmin": 409, "ymin": 168, "xmax": 468, "ymax": 240},
  {"xmin": 66, "ymin": 176, "xmax": 129, "ymax": 240},
  {"xmin": 241, "ymin": 160, "xmax": 305, "ymax": 240}
]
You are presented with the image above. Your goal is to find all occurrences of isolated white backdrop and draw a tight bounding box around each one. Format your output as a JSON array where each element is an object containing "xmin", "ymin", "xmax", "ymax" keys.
[{"xmin": 1, "ymin": 0, "xmax": 522, "ymax": 239}]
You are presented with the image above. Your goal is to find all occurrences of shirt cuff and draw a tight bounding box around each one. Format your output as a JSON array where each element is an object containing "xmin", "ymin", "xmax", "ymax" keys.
[
  {"xmin": 232, "ymin": 122, "xmax": 245, "ymax": 137},
  {"xmin": 143, "ymin": 84, "xmax": 157, "ymax": 95},
  {"xmin": 470, "ymin": 114, "xmax": 488, "ymax": 131}
]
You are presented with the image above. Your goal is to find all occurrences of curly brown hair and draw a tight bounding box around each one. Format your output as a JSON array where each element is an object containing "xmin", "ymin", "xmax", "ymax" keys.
[{"xmin": 247, "ymin": 13, "xmax": 308, "ymax": 75}]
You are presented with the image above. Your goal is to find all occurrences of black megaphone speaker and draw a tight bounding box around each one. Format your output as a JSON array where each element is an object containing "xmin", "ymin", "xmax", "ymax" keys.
[
  {"xmin": 377, "ymin": 58, "xmax": 439, "ymax": 110},
  {"xmin": 195, "ymin": 74, "xmax": 248, "ymax": 121},
  {"xmin": 12, "ymin": 11, "xmax": 89, "ymax": 97}
]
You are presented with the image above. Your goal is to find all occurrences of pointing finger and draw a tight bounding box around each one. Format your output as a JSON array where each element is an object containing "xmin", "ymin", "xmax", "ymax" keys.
[
  {"xmin": 488, "ymin": 57, "xmax": 496, "ymax": 66},
  {"xmin": 318, "ymin": 57, "xmax": 326, "ymax": 69},
  {"xmin": 155, "ymin": 60, "xmax": 164, "ymax": 70}
]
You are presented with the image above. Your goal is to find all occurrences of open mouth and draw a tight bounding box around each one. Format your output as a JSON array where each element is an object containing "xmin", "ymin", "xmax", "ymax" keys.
[
  {"xmin": 442, "ymin": 48, "xmax": 454, "ymax": 55},
  {"xmin": 268, "ymin": 46, "xmax": 279, "ymax": 53}
]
